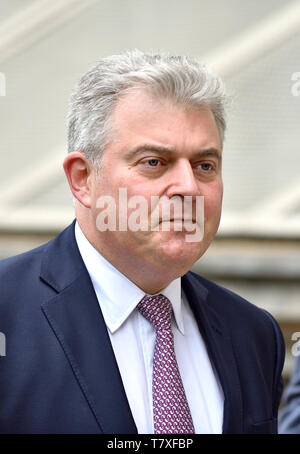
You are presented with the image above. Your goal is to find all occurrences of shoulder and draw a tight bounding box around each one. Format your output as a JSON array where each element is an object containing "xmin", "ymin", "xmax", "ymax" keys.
[
  {"xmin": 185, "ymin": 271, "xmax": 285, "ymax": 408},
  {"xmin": 0, "ymin": 242, "xmax": 52, "ymax": 309},
  {"xmin": 184, "ymin": 270, "xmax": 285, "ymax": 352},
  {"xmin": 0, "ymin": 222, "xmax": 78, "ymax": 317},
  {"xmin": 0, "ymin": 221, "xmax": 75, "ymax": 282},
  {"xmin": 186, "ymin": 270, "xmax": 276, "ymax": 321},
  {"xmin": 0, "ymin": 242, "xmax": 48, "ymax": 279}
]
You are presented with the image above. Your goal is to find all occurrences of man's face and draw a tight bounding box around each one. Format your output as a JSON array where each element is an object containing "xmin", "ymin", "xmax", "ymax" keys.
[{"xmin": 88, "ymin": 90, "xmax": 223, "ymax": 278}]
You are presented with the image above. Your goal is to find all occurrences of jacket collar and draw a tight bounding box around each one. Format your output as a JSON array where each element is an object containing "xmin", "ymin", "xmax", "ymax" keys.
[{"xmin": 40, "ymin": 219, "xmax": 84, "ymax": 293}]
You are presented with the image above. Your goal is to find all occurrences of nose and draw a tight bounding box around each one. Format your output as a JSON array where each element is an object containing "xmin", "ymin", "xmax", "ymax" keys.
[{"xmin": 165, "ymin": 159, "xmax": 199, "ymax": 199}]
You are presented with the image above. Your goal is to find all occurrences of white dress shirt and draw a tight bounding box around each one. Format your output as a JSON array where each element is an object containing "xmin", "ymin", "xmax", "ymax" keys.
[{"xmin": 75, "ymin": 222, "xmax": 224, "ymax": 433}]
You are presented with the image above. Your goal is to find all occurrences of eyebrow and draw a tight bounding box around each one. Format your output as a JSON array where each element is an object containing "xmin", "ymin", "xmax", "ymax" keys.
[{"xmin": 125, "ymin": 144, "xmax": 222, "ymax": 161}]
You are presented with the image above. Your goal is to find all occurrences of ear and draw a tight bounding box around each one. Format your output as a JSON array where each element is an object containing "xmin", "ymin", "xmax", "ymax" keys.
[{"xmin": 63, "ymin": 152, "xmax": 93, "ymax": 208}]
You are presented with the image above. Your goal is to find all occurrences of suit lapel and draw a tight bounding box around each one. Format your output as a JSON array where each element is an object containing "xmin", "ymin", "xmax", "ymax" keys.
[
  {"xmin": 40, "ymin": 221, "xmax": 137, "ymax": 434},
  {"xmin": 182, "ymin": 273, "xmax": 243, "ymax": 434}
]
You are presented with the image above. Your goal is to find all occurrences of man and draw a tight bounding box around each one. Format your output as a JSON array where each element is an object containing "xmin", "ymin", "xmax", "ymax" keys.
[
  {"xmin": 0, "ymin": 50, "xmax": 284, "ymax": 434},
  {"xmin": 279, "ymin": 356, "xmax": 300, "ymax": 433}
]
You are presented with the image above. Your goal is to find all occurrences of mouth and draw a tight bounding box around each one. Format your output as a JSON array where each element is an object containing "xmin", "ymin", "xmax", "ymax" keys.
[
  {"xmin": 157, "ymin": 219, "xmax": 198, "ymax": 231},
  {"xmin": 161, "ymin": 218, "xmax": 196, "ymax": 223}
]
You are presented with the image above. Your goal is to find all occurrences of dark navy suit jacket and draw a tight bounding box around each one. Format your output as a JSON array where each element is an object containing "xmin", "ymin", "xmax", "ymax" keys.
[{"xmin": 0, "ymin": 221, "xmax": 285, "ymax": 433}]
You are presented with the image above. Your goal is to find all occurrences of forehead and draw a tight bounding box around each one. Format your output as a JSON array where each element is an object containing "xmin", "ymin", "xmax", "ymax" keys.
[{"xmin": 110, "ymin": 89, "xmax": 221, "ymax": 152}]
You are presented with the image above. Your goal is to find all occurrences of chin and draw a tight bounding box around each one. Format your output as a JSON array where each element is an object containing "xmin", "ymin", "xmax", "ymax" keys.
[{"xmin": 156, "ymin": 232, "xmax": 206, "ymax": 271}]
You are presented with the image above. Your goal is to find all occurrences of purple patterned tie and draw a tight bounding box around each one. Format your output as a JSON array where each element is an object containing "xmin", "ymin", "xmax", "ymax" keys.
[{"xmin": 137, "ymin": 294, "xmax": 195, "ymax": 434}]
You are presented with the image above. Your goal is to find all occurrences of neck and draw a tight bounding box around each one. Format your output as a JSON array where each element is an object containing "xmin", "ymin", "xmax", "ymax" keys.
[{"xmin": 76, "ymin": 224, "xmax": 179, "ymax": 295}]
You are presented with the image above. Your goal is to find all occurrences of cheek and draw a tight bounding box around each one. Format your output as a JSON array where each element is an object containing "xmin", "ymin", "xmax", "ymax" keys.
[{"xmin": 203, "ymin": 183, "xmax": 223, "ymax": 219}]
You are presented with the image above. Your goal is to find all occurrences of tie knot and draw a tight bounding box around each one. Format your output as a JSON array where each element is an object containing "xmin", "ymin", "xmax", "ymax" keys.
[{"xmin": 137, "ymin": 294, "xmax": 172, "ymax": 331}]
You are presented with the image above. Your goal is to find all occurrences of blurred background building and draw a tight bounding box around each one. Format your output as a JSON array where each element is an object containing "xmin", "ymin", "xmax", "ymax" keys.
[{"xmin": 0, "ymin": 0, "xmax": 300, "ymax": 386}]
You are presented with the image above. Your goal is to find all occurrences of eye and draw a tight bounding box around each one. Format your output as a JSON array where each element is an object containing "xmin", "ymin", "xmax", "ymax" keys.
[
  {"xmin": 193, "ymin": 161, "xmax": 217, "ymax": 177},
  {"xmin": 200, "ymin": 163, "xmax": 213, "ymax": 171},
  {"xmin": 139, "ymin": 158, "xmax": 164, "ymax": 168},
  {"xmin": 147, "ymin": 159, "xmax": 160, "ymax": 167}
]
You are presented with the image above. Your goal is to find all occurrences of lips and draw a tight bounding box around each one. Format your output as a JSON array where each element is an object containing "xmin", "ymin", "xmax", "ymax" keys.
[{"xmin": 161, "ymin": 218, "xmax": 196, "ymax": 223}]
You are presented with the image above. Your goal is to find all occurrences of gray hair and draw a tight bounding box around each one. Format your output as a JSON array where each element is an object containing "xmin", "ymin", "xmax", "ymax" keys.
[{"xmin": 67, "ymin": 49, "xmax": 227, "ymax": 167}]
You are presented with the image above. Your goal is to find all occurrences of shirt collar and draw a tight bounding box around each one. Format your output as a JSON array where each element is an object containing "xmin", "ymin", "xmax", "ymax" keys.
[{"xmin": 74, "ymin": 221, "xmax": 185, "ymax": 335}]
